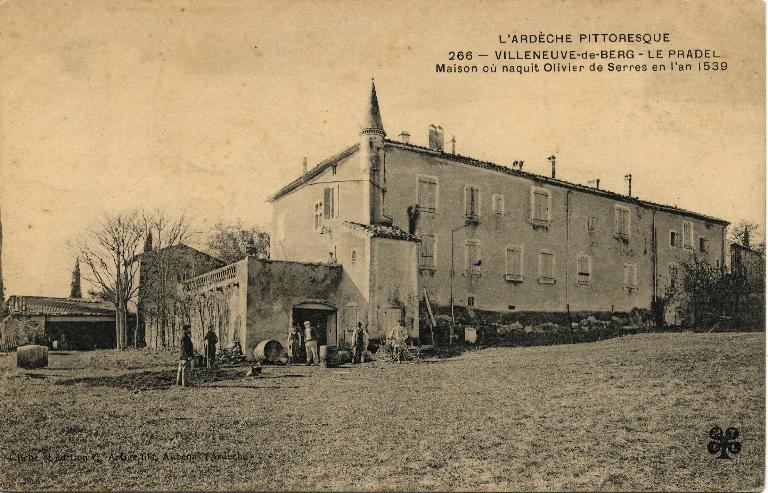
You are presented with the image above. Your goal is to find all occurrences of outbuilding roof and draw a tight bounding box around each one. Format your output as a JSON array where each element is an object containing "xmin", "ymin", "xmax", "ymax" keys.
[
  {"xmin": 6, "ymin": 296, "xmax": 116, "ymax": 317},
  {"xmin": 344, "ymin": 221, "xmax": 420, "ymax": 242}
]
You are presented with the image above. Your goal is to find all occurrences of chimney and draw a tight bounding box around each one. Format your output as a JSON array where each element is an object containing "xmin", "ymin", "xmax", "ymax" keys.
[
  {"xmin": 625, "ymin": 174, "xmax": 632, "ymax": 196},
  {"xmin": 399, "ymin": 131, "xmax": 411, "ymax": 144},
  {"xmin": 302, "ymin": 157, "xmax": 308, "ymax": 175},
  {"xmin": 519, "ymin": 160, "xmax": 524, "ymax": 171},
  {"xmin": 450, "ymin": 135, "xmax": 456, "ymax": 154},
  {"xmin": 548, "ymin": 155, "xmax": 556, "ymax": 178},
  {"xmin": 428, "ymin": 124, "xmax": 444, "ymax": 152}
]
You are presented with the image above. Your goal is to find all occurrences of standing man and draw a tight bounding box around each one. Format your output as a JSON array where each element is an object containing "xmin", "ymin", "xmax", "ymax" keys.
[
  {"xmin": 177, "ymin": 325, "xmax": 194, "ymax": 387},
  {"xmin": 351, "ymin": 322, "xmax": 366, "ymax": 364},
  {"xmin": 204, "ymin": 325, "xmax": 218, "ymax": 368},
  {"xmin": 387, "ymin": 321, "xmax": 408, "ymax": 363},
  {"xmin": 303, "ymin": 320, "xmax": 319, "ymax": 366},
  {"xmin": 287, "ymin": 324, "xmax": 301, "ymax": 364}
]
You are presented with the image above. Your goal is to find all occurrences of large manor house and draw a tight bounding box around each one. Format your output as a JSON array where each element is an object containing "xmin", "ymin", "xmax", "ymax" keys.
[
  {"xmin": 0, "ymin": 82, "xmax": 738, "ymax": 356},
  {"xmin": 153, "ymin": 81, "xmax": 727, "ymax": 358}
]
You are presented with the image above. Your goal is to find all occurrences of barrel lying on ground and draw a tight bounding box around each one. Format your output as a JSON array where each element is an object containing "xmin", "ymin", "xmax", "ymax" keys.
[
  {"xmin": 17, "ymin": 345, "xmax": 48, "ymax": 369},
  {"xmin": 253, "ymin": 340, "xmax": 287, "ymax": 364}
]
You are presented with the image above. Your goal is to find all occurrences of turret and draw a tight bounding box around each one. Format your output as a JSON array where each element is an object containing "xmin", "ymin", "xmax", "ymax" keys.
[{"xmin": 360, "ymin": 80, "xmax": 386, "ymax": 224}]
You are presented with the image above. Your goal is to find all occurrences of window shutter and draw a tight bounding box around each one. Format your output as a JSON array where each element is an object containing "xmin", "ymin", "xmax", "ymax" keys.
[
  {"xmin": 464, "ymin": 186, "xmax": 471, "ymax": 217},
  {"xmin": 323, "ymin": 188, "xmax": 332, "ymax": 219}
]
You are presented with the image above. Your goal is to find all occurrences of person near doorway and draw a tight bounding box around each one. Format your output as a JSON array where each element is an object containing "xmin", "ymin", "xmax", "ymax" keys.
[
  {"xmin": 287, "ymin": 324, "xmax": 301, "ymax": 364},
  {"xmin": 387, "ymin": 321, "xmax": 408, "ymax": 363},
  {"xmin": 177, "ymin": 325, "xmax": 194, "ymax": 387},
  {"xmin": 352, "ymin": 322, "xmax": 366, "ymax": 364},
  {"xmin": 303, "ymin": 320, "xmax": 319, "ymax": 366},
  {"xmin": 204, "ymin": 326, "xmax": 218, "ymax": 367}
]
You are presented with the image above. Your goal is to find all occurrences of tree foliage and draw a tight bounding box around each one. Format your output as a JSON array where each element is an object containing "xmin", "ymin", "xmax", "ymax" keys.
[
  {"xmin": 206, "ymin": 220, "xmax": 269, "ymax": 264},
  {"xmin": 664, "ymin": 253, "xmax": 764, "ymax": 330}
]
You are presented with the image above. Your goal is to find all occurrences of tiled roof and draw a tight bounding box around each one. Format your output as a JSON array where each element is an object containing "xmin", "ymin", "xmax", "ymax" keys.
[
  {"xmin": 267, "ymin": 145, "xmax": 360, "ymax": 202},
  {"xmin": 344, "ymin": 221, "xmax": 420, "ymax": 242},
  {"xmin": 266, "ymin": 137, "xmax": 728, "ymax": 226},
  {"xmin": 385, "ymin": 140, "xmax": 729, "ymax": 226},
  {"xmin": 6, "ymin": 296, "xmax": 116, "ymax": 317}
]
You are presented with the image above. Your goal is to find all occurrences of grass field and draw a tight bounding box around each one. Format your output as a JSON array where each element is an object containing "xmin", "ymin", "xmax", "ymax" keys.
[{"xmin": 0, "ymin": 332, "xmax": 764, "ymax": 491}]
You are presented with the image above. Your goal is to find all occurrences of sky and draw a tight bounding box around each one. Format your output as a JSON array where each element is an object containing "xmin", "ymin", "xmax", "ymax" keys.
[{"xmin": 0, "ymin": 0, "xmax": 764, "ymax": 297}]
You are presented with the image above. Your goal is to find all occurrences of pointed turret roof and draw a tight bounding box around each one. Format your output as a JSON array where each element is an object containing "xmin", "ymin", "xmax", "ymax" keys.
[{"xmin": 361, "ymin": 80, "xmax": 385, "ymax": 135}]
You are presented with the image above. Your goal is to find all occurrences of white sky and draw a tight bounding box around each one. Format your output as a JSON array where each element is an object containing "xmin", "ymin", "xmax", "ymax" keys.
[{"xmin": 0, "ymin": 0, "xmax": 764, "ymax": 297}]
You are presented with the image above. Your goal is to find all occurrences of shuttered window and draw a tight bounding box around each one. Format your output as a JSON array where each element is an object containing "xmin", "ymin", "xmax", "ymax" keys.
[
  {"xmin": 577, "ymin": 254, "xmax": 592, "ymax": 285},
  {"xmin": 419, "ymin": 235, "xmax": 436, "ymax": 269},
  {"xmin": 614, "ymin": 205, "xmax": 630, "ymax": 238},
  {"xmin": 418, "ymin": 178, "xmax": 437, "ymax": 212},
  {"xmin": 538, "ymin": 250, "xmax": 555, "ymax": 283},
  {"xmin": 492, "ymin": 194, "xmax": 505, "ymax": 215},
  {"xmin": 529, "ymin": 187, "xmax": 551, "ymax": 225},
  {"xmin": 323, "ymin": 187, "xmax": 335, "ymax": 219},
  {"xmin": 623, "ymin": 264, "xmax": 638, "ymax": 290},
  {"xmin": 505, "ymin": 245, "xmax": 523, "ymax": 281},
  {"xmin": 465, "ymin": 240, "xmax": 481, "ymax": 276},
  {"xmin": 465, "ymin": 186, "xmax": 480, "ymax": 218},
  {"xmin": 682, "ymin": 222, "xmax": 693, "ymax": 249}
]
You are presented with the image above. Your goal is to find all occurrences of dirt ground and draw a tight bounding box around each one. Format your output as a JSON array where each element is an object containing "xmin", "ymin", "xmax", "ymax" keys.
[{"xmin": 0, "ymin": 332, "xmax": 764, "ymax": 491}]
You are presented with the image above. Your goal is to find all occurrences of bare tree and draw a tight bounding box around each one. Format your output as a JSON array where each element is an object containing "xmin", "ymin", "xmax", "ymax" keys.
[
  {"xmin": 70, "ymin": 209, "xmax": 196, "ymax": 350},
  {"xmin": 207, "ymin": 220, "xmax": 270, "ymax": 263},
  {"xmin": 133, "ymin": 210, "xmax": 196, "ymax": 348},
  {"xmin": 70, "ymin": 210, "xmax": 146, "ymax": 349}
]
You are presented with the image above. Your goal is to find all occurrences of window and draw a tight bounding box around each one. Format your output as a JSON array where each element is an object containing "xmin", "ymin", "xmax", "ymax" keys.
[
  {"xmin": 504, "ymin": 245, "xmax": 523, "ymax": 281},
  {"xmin": 323, "ymin": 187, "xmax": 335, "ymax": 219},
  {"xmin": 467, "ymin": 296, "xmax": 476, "ymax": 308},
  {"xmin": 464, "ymin": 185, "xmax": 480, "ymax": 219},
  {"xmin": 419, "ymin": 235, "xmax": 436, "ymax": 269},
  {"xmin": 529, "ymin": 187, "xmax": 551, "ymax": 225},
  {"xmin": 614, "ymin": 205, "xmax": 630, "ymax": 239},
  {"xmin": 342, "ymin": 304, "xmax": 358, "ymax": 330},
  {"xmin": 351, "ymin": 249, "xmax": 357, "ymax": 263},
  {"xmin": 465, "ymin": 240, "xmax": 481, "ymax": 276},
  {"xmin": 331, "ymin": 164, "xmax": 337, "ymax": 175},
  {"xmin": 682, "ymin": 221, "xmax": 693, "ymax": 249},
  {"xmin": 314, "ymin": 202, "xmax": 323, "ymax": 230},
  {"xmin": 623, "ymin": 264, "xmax": 638, "ymax": 290},
  {"xmin": 576, "ymin": 254, "xmax": 592, "ymax": 285},
  {"xmin": 492, "ymin": 193, "xmax": 505, "ymax": 215},
  {"xmin": 417, "ymin": 177, "xmax": 437, "ymax": 212},
  {"xmin": 699, "ymin": 237, "xmax": 707, "ymax": 253},
  {"xmin": 670, "ymin": 231, "xmax": 678, "ymax": 247},
  {"xmin": 538, "ymin": 250, "xmax": 555, "ymax": 284},
  {"xmin": 587, "ymin": 215, "xmax": 597, "ymax": 232}
]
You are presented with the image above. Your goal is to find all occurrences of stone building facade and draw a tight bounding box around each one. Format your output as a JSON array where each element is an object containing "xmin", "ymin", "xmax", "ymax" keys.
[{"xmin": 269, "ymin": 82, "xmax": 728, "ymax": 329}]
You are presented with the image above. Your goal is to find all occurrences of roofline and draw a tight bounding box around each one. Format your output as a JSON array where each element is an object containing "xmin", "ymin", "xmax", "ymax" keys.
[
  {"xmin": 267, "ymin": 144, "xmax": 360, "ymax": 203},
  {"xmin": 385, "ymin": 140, "xmax": 730, "ymax": 226}
]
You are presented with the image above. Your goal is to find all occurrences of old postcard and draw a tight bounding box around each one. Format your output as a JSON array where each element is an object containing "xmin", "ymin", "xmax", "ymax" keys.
[{"xmin": 0, "ymin": 0, "xmax": 765, "ymax": 491}]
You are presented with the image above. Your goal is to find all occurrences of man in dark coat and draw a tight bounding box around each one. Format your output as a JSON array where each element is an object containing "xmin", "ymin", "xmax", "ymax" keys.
[
  {"xmin": 352, "ymin": 322, "xmax": 366, "ymax": 364},
  {"xmin": 204, "ymin": 326, "xmax": 218, "ymax": 367},
  {"xmin": 177, "ymin": 325, "xmax": 194, "ymax": 387}
]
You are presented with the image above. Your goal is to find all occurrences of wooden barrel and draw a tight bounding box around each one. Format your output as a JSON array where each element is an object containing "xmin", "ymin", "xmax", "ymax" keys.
[
  {"xmin": 319, "ymin": 345, "xmax": 338, "ymax": 367},
  {"xmin": 17, "ymin": 345, "xmax": 48, "ymax": 369},
  {"xmin": 254, "ymin": 340, "xmax": 286, "ymax": 364}
]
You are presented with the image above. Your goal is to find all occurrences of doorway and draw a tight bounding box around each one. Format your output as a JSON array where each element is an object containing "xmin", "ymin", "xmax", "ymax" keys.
[{"xmin": 292, "ymin": 302, "xmax": 337, "ymax": 347}]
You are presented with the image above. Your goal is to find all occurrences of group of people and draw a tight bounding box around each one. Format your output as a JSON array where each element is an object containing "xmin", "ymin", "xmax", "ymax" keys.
[
  {"xmin": 286, "ymin": 320, "xmax": 370, "ymax": 365},
  {"xmin": 176, "ymin": 324, "xmax": 219, "ymax": 387}
]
